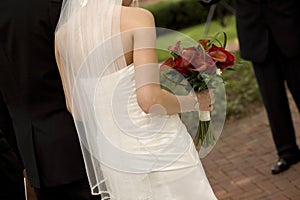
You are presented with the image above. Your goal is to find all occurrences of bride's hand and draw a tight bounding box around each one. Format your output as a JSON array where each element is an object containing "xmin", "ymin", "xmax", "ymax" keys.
[{"xmin": 196, "ymin": 89, "xmax": 214, "ymax": 111}]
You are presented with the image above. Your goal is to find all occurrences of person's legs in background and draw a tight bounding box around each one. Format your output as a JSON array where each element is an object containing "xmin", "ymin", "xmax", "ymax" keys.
[
  {"xmin": 0, "ymin": 131, "xmax": 25, "ymax": 200},
  {"xmin": 284, "ymin": 55, "xmax": 300, "ymax": 117},
  {"xmin": 252, "ymin": 37, "xmax": 300, "ymax": 174},
  {"xmin": 0, "ymin": 92, "xmax": 25, "ymax": 200}
]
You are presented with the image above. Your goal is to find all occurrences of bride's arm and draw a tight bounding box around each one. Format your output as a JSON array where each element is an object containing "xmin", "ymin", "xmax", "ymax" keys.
[
  {"xmin": 132, "ymin": 9, "xmax": 208, "ymax": 115},
  {"xmin": 54, "ymin": 41, "xmax": 71, "ymax": 113}
]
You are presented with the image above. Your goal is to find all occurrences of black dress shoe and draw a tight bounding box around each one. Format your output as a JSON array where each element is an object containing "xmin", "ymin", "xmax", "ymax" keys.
[
  {"xmin": 271, "ymin": 156, "xmax": 300, "ymax": 175},
  {"xmin": 271, "ymin": 158, "xmax": 289, "ymax": 174}
]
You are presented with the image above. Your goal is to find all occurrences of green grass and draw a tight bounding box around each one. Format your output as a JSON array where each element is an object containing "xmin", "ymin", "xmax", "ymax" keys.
[
  {"xmin": 156, "ymin": 15, "xmax": 237, "ymax": 61},
  {"xmin": 179, "ymin": 15, "xmax": 237, "ymax": 41}
]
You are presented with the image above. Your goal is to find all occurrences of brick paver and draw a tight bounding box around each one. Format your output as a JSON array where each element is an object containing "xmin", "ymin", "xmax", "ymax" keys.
[{"xmin": 202, "ymin": 95, "xmax": 300, "ymax": 199}]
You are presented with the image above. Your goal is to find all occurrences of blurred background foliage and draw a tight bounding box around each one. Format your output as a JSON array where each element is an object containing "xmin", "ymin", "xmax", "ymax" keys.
[
  {"xmin": 142, "ymin": 0, "xmax": 235, "ymax": 30},
  {"xmin": 222, "ymin": 54, "xmax": 261, "ymax": 121}
]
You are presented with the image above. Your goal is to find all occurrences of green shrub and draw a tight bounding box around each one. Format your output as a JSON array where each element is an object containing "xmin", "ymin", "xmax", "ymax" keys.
[
  {"xmin": 142, "ymin": 0, "xmax": 235, "ymax": 30},
  {"xmin": 223, "ymin": 53, "xmax": 262, "ymax": 120},
  {"xmin": 143, "ymin": 0, "xmax": 209, "ymax": 30}
]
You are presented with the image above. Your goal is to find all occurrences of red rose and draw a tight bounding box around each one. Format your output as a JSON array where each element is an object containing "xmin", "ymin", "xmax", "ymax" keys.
[
  {"xmin": 160, "ymin": 57, "xmax": 191, "ymax": 76},
  {"xmin": 209, "ymin": 44, "xmax": 234, "ymax": 70},
  {"xmin": 198, "ymin": 39, "xmax": 211, "ymax": 51},
  {"xmin": 173, "ymin": 57, "xmax": 192, "ymax": 76},
  {"xmin": 160, "ymin": 57, "xmax": 176, "ymax": 71}
]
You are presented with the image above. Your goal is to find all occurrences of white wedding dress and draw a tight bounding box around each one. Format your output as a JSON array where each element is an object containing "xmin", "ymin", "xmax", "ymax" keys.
[
  {"xmin": 83, "ymin": 64, "xmax": 218, "ymax": 200},
  {"xmin": 55, "ymin": 0, "xmax": 218, "ymax": 199}
]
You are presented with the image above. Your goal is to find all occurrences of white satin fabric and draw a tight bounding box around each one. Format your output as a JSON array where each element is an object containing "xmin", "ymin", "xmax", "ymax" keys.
[{"xmin": 81, "ymin": 65, "xmax": 218, "ymax": 199}]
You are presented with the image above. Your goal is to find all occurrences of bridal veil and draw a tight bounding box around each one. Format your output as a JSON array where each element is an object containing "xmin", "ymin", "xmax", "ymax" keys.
[{"xmin": 55, "ymin": 0, "xmax": 129, "ymax": 197}]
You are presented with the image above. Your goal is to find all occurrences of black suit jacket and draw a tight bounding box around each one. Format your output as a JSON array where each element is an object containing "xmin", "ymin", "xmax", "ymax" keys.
[
  {"xmin": 0, "ymin": 0, "xmax": 86, "ymax": 188},
  {"xmin": 235, "ymin": 0, "xmax": 300, "ymax": 62}
]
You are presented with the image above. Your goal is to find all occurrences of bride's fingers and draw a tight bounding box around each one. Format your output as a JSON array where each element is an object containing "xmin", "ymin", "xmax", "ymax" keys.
[
  {"xmin": 204, "ymin": 102, "xmax": 213, "ymax": 111},
  {"xmin": 208, "ymin": 89, "xmax": 215, "ymax": 104},
  {"xmin": 199, "ymin": 104, "xmax": 212, "ymax": 111},
  {"xmin": 195, "ymin": 89, "xmax": 215, "ymax": 111},
  {"xmin": 209, "ymin": 104, "xmax": 213, "ymax": 111},
  {"xmin": 198, "ymin": 98, "xmax": 213, "ymax": 111}
]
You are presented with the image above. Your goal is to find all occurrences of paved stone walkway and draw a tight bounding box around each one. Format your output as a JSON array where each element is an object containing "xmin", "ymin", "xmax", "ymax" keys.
[{"xmin": 202, "ymin": 96, "xmax": 300, "ymax": 199}]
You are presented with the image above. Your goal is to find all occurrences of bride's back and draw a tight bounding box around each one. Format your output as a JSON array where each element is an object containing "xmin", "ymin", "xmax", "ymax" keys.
[
  {"xmin": 120, "ymin": 6, "xmax": 156, "ymax": 66},
  {"xmin": 55, "ymin": 2, "xmax": 156, "ymax": 112}
]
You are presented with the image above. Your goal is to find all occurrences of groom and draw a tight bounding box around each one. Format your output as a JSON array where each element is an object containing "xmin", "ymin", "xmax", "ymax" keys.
[{"xmin": 0, "ymin": 0, "xmax": 99, "ymax": 199}]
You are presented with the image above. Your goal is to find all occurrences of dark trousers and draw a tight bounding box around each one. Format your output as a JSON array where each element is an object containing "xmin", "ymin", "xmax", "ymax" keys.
[
  {"xmin": 35, "ymin": 178, "xmax": 101, "ymax": 200},
  {"xmin": 0, "ymin": 92, "xmax": 25, "ymax": 200},
  {"xmin": 0, "ymin": 148, "xmax": 26, "ymax": 200},
  {"xmin": 252, "ymin": 35, "xmax": 300, "ymax": 159}
]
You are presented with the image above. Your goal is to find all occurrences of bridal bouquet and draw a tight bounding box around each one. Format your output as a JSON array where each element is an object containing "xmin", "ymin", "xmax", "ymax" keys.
[{"xmin": 160, "ymin": 32, "xmax": 234, "ymax": 149}]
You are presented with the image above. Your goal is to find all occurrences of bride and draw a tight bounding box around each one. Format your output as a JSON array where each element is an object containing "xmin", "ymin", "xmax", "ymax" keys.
[{"xmin": 55, "ymin": 0, "xmax": 218, "ymax": 199}]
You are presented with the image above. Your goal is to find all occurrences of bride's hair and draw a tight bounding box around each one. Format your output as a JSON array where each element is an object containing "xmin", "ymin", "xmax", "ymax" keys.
[
  {"xmin": 122, "ymin": 0, "xmax": 138, "ymax": 7},
  {"xmin": 132, "ymin": 0, "xmax": 139, "ymax": 7}
]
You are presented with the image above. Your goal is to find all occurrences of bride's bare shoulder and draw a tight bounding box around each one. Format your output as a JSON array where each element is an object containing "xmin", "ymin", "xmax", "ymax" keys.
[{"xmin": 121, "ymin": 7, "xmax": 155, "ymax": 29}]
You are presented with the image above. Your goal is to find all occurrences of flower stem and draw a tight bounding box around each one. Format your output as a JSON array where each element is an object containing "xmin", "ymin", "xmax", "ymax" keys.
[{"xmin": 194, "ymin": 120, "xmax": 215, "ymax": 150}]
